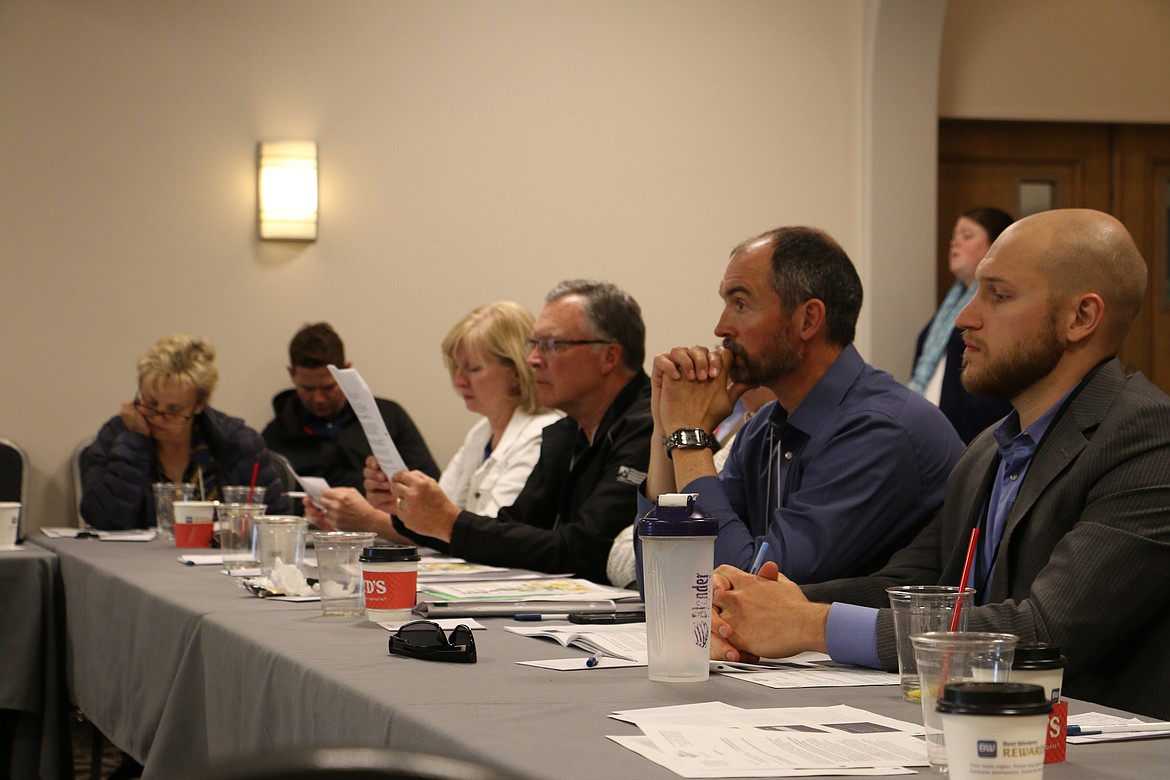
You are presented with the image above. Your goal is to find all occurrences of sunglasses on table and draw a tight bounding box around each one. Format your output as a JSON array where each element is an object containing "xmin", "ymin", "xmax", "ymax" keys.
[{"xmin": 388, "ymin": 620, "xmax": 477, "ymax": 664}]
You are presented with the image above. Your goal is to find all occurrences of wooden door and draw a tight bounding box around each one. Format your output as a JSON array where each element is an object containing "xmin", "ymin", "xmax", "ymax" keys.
[
  {"xmin": 1113, "ymin": 124, "xmax": 1170, "ymax": 391},
  {"xmin": 939, "ymin": 119, "xmax": 1169, "ymax": 394}
]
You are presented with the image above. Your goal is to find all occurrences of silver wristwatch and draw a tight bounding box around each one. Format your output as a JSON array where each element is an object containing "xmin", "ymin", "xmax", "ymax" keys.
[{"xmin": 665, "ymin": 428, "xmax": 716, "ymax": 460}]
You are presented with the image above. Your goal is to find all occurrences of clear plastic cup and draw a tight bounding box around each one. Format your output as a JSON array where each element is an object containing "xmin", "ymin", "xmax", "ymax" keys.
[
  {"xmin": 253, "ymin": 515, "xmax": 308, "ymax": 577},
  {"xmin": 887, "ymin": 585, "xmax": 974, "ymax": 701},
  {"xmin": 315, "ymin": 531, "xmax": 377, "ymax": 617},
  {"xmin": 218, "ymin": 503, "xmax": 266, "ymax": 571},
  {"xmin": 152, "ymin": 482, "xmax": 195, "ymax": 540},
  {"xmin": 911, "ymin": 631, "xmax": 1018, "ymax": 771}
]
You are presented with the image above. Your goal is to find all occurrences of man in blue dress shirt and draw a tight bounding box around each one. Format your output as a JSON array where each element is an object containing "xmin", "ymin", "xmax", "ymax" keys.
[
  {"xmin": 710, "ymin": 209, "xmax": 1170, "ymax": 719},
  {"xmin": 644, "ymin": 226, "xmax": 964, "ymax": 582}
]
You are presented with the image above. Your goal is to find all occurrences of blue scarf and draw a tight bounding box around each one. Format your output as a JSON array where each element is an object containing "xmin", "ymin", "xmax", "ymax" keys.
[{"xmin": 908, "ymin": 280, "xmax": 975, "ymax": 394}]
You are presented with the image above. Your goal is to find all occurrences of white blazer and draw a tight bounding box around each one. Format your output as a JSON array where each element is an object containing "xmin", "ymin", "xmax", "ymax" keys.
[{"xmin": 438, "ymin": 409, "xmax": 562, "ymax": 517}]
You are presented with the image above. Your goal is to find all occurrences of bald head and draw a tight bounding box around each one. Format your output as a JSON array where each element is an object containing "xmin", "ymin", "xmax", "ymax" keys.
[{"xmin": 991, "ymin": 209, "xmax": 1147, "ymax": 351}]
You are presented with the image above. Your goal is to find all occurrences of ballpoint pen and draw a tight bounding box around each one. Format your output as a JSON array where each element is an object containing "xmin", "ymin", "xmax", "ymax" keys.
[
  {"xmin": 585, "ymin": 651, "xmax": 605, "ymax": 668},
  {"xmin": 749, "ymin": 541, "xmax": 771, "ymax": 575},
  {"xmin": 1067, "ymin": 722, "xmax": 1170, "ymax": 736}
]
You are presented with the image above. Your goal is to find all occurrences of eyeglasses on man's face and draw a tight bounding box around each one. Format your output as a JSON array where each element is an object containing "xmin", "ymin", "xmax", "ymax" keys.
[
  {"xmin": 133, "ymin": 397, "xmax": 195, "ymax": 424},
  {"xmin": 524, "ymin": 337, "xmax": 613, "ymax": 356},
  {"xmin": 388, "ymin": 620, "xmax": 477, "ymax": 663}
]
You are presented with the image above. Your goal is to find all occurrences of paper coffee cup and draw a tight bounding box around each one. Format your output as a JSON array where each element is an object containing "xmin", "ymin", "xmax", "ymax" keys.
[
  {"xmin": 938, "ymin": 682, "xmax": 1051, "ymax": 780},
  {"xmin": 360, "ymin": 544, "xmax": 420, "ymax": 621},
  {"xmin": 173, "ymin": 500, "xmax": 217, "ymax": 548},
  {"xmin": 0, "ymin": 502, "xmax": 20, "ymax": 546}
]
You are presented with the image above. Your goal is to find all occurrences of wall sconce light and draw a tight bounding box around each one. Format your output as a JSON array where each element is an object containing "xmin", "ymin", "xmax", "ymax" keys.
[{"xmin": 257, "ymin": 141, "xmax": 318, "ymax": 241}]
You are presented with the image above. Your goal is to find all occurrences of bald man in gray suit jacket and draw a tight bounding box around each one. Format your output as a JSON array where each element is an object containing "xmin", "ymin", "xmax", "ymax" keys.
[{"xmin": 710, "ymin": 209, "xmax": 1170, "ymax": 719}]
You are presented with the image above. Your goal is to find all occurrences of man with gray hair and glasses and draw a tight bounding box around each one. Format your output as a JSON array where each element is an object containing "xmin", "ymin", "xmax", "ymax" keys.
[{"xmin": 366, "ymin": 280, "xmax": 652, "ymax": 584}]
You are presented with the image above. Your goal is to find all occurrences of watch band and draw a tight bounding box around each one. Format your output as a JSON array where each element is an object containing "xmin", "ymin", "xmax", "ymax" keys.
[{"xmin": 665, "ymin": 428, "xmax": 716, "ymax": 460}]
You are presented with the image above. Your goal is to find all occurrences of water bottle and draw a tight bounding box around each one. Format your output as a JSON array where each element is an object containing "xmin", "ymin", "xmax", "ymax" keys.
[{"xmin": 637, "ymin": 492, "xmax": 718, "ymax": 682}]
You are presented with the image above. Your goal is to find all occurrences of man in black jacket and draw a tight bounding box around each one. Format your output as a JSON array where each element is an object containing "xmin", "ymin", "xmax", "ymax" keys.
[
  {"xmin": 262, "ymin": 323, "xmax": 439, "ymax": 491},
  {"xmin": 369, "ymin": 281, "xmax": 653, "ymax": 584}
]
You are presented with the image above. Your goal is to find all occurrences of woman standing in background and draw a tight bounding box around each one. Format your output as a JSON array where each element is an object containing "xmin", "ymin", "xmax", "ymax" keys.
[{"xmin": 909, "ymin": 207, "xmax": 1014, "ymax": 443}]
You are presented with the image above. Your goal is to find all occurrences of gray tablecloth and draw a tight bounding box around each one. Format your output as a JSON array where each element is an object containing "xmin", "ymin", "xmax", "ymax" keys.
[
  {"xmin": 33, "ymin": 534, "xmax": 1170, "ymax": 779},
  {"xmin": 0, "ymin": 546, "xmax": 70, "ymax": 780}
]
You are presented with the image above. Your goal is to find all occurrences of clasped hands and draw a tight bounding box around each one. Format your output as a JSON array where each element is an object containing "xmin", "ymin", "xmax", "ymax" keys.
[
  {"xmin": 652, "ymin": 345, "xmax": 740, "ymax": 434},
  {"xmin": 710, "ymin": 563, "xmax": 831, "ymax": 662}
]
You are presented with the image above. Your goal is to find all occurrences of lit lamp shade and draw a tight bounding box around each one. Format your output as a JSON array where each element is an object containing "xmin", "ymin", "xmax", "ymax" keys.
[{"xmin": 257, "ymin": 141, "xmax": 318, "ymax": 241}]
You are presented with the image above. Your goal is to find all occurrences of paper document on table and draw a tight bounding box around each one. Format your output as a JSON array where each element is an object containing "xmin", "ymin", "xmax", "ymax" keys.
[
  {"xmin": 608, "ymin": 703, "xmax": 925, "ymax": 777},
  {"xmin": 41, "ymin": 527, "xmax": 157, "ymax": 542},
  {"xmin": 327, "ymin": 365, "xmax": 409, "ymax": 477},
  {"xmin": 612, "ymin": 702, "xmax": 923, "ymax": 735},
  {"xmin": 1067, "ymin": 712, "xmax": 1170, "ymax": 743},
  {"xmin": 415, "ymin": 577, "xmax": 640, "ymax": 617},
  {"xmin": 507, "ymin": 623, "xmax": 648, "ymax": 664},
  {"xmin": 419, "ymin": 577, "xmax": 632, "ymax": 602},
  {"xmin": 714, "ymin": 652, "xmax": 901, "ymax": 689},
  {"xmin": 607, "ymin": 736, "xmax": 913, "ymax": 777},
  {"xmin": 417, "ymin": 559, "xmax": 511, "ymax": 581}
]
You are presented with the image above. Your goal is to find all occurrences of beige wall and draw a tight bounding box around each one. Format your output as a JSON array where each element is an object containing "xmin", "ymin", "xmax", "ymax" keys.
[
  {"xmin": 941, "ymin": 0, "xmax": 1170, "ymax": 122},
  {"xmin": 0, "ymin": 0, "xmax": 944, "ymax": 532}
]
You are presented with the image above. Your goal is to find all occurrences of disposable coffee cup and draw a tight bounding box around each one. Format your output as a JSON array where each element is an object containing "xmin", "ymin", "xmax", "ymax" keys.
[
  {"xmin": 887, "ymin": 585, "xmax": 974, "ymax": 702},
  {"xmin": 911, "ymin": 631, "xmax": 1017, "ymax": 771},
  {"xmin": 153, "ymin": 482, "xmax": 195, "ymax": 541},
  {"xmin": 360, "ymin": 544, "xmax": 420, "ymax": 622},
  {"xmin": 0, "ymin": 502, "xmax": 21, "ymax": 547},
  {"xmin": 1012, "ymin": 643, "xmax": 1068, "ymax": 764},
  {"xmin": 938, "ymin": 682, "xmax": 1051, "ymax": 780},
  {"xmin": 315, "ymin": 531, "xmax": 377, "ymax": 617},
  {"xmin": 637, "ymin": 493, "xmax": 718, "ymax": 683},
  {"xmin": 1011, "ymin": 644, "xmax": 1066, "ymax": 702},
  {"xmin": 173, "ymin": 500, "xmax": 217, "ymax": 548}
]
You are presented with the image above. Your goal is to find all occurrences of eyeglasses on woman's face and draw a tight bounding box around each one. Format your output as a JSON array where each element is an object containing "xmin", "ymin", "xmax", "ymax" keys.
[{"xmin": 133, "ymin": 396, "xmax": 196, "ymax": 424}]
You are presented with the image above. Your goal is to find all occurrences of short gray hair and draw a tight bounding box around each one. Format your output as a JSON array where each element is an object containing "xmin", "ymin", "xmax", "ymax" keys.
[{"xmin": 546, "ymin": 280, "xmax": 645, "ymax": 372}]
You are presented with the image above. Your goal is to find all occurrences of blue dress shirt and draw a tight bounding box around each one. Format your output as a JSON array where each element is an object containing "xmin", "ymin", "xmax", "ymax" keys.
[
  {"xmin": 672, "ymin": 345, "xmax": 965, "ymax": 583},
  {"xmin": 826, "ymin": 392, "xmax": 1068, "ymax": 666}
]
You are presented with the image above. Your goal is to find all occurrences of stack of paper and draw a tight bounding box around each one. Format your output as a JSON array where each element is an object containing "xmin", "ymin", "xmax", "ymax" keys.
[
  {"xmin": 414, "ymin": 577, "xmax": 641, "ymax": 618},
  {"xmin": 608, "ymin": 702, "xmax": 927, "ymax": 777}
]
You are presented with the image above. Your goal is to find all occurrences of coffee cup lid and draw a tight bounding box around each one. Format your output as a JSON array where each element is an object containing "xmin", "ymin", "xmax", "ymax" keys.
[
  {"xmin": 936, "ymin": 682, "xmax": 1052, "ymax": 716},
  {"xmin": 1011, "ymin": 643, "xmax": 1067, "ymax": 670},
  {"xmin": 360, "ymin": 544, "xmax": 420, "ymax": 562}
]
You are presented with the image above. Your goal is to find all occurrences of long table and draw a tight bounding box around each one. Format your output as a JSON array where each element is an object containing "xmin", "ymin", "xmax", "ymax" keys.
[
  {"xmin": 34, "ymin": 534, "xmax": 1169, "ymax": 779},
  {"xmin": 0, "ymin": 546, "xmax": 70, "ymax": 780}
]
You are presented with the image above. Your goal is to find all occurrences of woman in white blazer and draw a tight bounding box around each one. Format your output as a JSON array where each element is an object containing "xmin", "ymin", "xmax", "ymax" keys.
[
  {"xmin": 307, "ymin": 302, "xmax": 558, "ymax": 536},
  {"xmin": 436, "ymin": 301, "xmax": 561, "ymax": 515}
]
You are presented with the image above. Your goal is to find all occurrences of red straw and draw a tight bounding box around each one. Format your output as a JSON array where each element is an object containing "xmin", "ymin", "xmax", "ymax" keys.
[
  {"xmin": 246, "ymin": 461, "xmax": 260, "ymax": 503},
  {"xmin": 950, "ymin": 527, "xmax": 980, "ymax": 631}
]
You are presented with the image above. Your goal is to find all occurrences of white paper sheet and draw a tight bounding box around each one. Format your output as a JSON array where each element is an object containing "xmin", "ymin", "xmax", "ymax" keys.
[
  {"xmin": 607, "ymin": 702, "xmax": 926, "ymax": 778},
  {"xmin": 328, "ymin": 365, "xmax": 409, "ymax": 477}
]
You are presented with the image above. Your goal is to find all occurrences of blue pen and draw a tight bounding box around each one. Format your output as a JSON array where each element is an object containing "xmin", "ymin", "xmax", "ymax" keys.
[
  {"xmin": 749, "ymin": 541, "xmax": 771, "ymax": 575},
  {"xmin": 513, "ymin": 613, "xmax": 570, "ymax": 622},
  {"xmin": 585, "ymin": 651, "xmax": 605, "ymax": 668}
]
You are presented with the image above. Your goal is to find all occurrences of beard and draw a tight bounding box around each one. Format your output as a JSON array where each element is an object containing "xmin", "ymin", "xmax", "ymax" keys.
[
  {"xmin": 723, "ymin": 332, "xmax": 802, "ymax": 386},
  {"xmin": 960, "ymin": 317, "xmax": 1064, "ymax": 401}
]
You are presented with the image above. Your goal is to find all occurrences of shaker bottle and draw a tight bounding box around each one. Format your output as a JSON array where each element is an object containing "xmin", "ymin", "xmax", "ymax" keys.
[{"xmin": 636, "ymin": 492, "xmax": 718, "ymax": 682}]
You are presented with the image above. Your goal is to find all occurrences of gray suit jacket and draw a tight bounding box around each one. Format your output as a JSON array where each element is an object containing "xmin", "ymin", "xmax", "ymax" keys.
[{"xmin": 804, "ymin": 359, "xmax": 1170, "ymax": 718}]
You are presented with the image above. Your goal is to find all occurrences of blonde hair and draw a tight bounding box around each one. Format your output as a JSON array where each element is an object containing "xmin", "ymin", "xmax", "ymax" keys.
[
  {"xmin": 137, "ymin": 333, "xmax": 219, "ymax": 404},
  {"xmin": 441, "ymin": 302, "xmax": 545, "ymax": 416}
]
